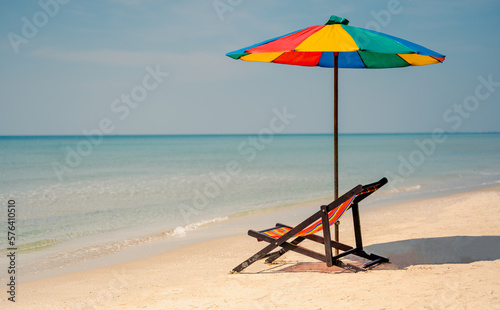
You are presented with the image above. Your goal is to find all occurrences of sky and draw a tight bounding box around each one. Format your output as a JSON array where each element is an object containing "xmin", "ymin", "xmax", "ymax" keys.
[{"xmin": 1, "ymin": 0, "xmax": 499, "ymax": 135}]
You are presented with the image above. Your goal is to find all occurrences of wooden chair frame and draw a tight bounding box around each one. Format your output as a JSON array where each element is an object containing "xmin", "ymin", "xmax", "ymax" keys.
[{"xmin": 231, "ymin": 178, "xmax": 389, "ymax": 273}]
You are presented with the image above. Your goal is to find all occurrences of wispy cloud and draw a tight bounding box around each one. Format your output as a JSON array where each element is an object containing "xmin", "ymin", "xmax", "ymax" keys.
[
  {"xmin": 29, "ymin": 47, "xmax": 264, "ymax": 82},
  {"xmin": 107, "ymin": 0, "xmax": 156, "ymax": 7},
  {"xmin": 30, "ymin": 47, "xmax": 167, "ymax": 66}
]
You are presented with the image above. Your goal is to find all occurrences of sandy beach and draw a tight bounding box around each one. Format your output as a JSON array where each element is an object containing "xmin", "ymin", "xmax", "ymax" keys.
[{"xmin": 4, "ymin": 185, "xmax": 500, "ymax": 309}]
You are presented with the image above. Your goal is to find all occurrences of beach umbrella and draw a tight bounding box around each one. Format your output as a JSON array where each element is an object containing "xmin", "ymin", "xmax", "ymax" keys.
[{"xmin": 226, "ymin": 15, "xmax": 445, "ymax": 248}]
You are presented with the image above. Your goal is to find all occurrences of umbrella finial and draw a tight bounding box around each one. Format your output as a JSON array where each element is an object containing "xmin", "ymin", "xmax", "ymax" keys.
[{"xmin": 326, "ymin": 15, "xmax": 349, "ymax": 25}]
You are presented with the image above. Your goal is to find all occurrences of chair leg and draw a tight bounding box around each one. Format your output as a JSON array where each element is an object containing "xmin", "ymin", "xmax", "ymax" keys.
[
  {"xmin": 362, "ymin": 253, "xmax": 389, "ymax": 269},
  {"xmin": 321, "ymin": 205, "xmax": 334, "ymax": 267},
  {"xmin": 231, "ymin": 243, "xmax": 278, "ymax": 273},
  {"xmin": 351, "ymin": 203, "xmax": 363, "ymax": 250}
]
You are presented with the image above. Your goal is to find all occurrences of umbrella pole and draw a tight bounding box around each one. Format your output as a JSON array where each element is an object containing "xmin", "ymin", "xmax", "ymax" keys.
[{"xmin": 333, "ymin": 52, "xmax": 339, "ymax": 255}]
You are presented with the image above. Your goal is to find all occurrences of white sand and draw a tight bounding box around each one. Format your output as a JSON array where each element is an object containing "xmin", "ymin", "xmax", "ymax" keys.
[{"xmin": 4, "ymin": 186, "xmax": 500, "ymax": 309}]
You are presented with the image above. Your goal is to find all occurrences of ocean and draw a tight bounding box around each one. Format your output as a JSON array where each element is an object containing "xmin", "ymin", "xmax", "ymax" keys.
[{"xmin": 1, "ymin": 134, "xmax": 500, "ymax": 277}]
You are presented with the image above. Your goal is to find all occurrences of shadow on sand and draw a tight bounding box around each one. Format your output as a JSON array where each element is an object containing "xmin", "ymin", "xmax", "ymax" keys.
[
  {"xmin": 246, "ymin": 236, "xmax": 500, "ymax": 274},
  {"xmin": 364, "ymin": 235, "xmax": 500, "ymax": 269}
]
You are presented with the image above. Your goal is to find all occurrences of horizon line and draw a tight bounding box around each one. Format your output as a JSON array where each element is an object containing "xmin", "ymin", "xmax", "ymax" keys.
[{"xmin": 1, "ymin": 131, "xmax": 499, "ymax": 138}]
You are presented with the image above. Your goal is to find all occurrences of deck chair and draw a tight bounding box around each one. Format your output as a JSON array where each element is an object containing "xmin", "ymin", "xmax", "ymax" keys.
[{"xmin": 231, "ymin": 177, "xmax": 389, "ymax": 273}]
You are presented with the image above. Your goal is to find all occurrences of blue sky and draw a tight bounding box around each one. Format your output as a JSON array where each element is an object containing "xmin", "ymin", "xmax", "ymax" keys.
[{"xmin": 1, "ymin": 0, "xmax": 499, "ymax": 135}]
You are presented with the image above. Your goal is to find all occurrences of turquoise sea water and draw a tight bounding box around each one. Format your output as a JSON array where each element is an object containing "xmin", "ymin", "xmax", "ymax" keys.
[{"xmin": 1, "ymin": 134, "xmax": 500, "ymax": 276}]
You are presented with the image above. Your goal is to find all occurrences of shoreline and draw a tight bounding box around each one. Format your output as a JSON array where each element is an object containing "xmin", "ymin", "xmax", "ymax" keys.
[
  {"xmin": 6, "ymin": 183, "xmax": 499, "ymax": 308},
  {"xmin": 13, "ymin": 183, "xmax": 500, "ymax": 284},
  {"xmin": 4, "ymin": 133, "xmax": 500, "ymax": 287},
  {"xmin": 6, "ymin": 186, "xmax": 500, "ymax": 282}
]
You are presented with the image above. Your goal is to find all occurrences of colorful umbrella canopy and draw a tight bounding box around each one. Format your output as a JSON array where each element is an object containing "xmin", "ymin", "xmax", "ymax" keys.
[
  {"xmin": 227, "ymin": 15, "xmax": 445, "ymax": 68},
  {"xmin": 226, "ymin": 15, "xmax": 445, "ymax": 249}
]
